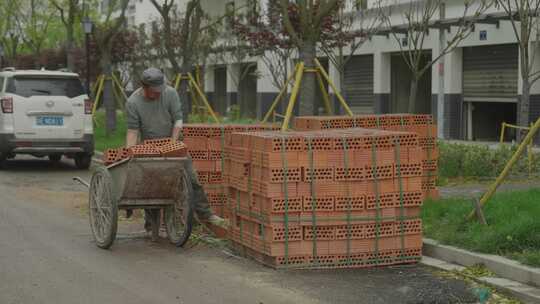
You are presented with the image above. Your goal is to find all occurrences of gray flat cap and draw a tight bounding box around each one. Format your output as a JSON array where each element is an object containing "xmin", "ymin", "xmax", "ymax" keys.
[{"xmin": 141, "ymin": 67, "xmax": 165, "ymax": 87}]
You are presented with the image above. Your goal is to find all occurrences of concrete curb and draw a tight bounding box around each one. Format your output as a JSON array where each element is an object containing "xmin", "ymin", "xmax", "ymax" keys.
[
  {"xmin": 422, "ymin": 256, "xmax": 540, "ymax": 303},
  {"xmin": 423, "ymin": 238, "xmax": 540, "ymax": 288}
]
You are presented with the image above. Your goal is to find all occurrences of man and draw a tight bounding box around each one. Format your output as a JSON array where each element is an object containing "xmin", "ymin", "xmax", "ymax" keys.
[{"xmin": 125, "ymin": 67, "xmax": 224, "ymax": 230}]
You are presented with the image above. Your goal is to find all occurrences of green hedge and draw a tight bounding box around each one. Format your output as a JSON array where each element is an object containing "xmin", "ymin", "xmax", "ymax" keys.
[{"xmin": 438, "ymin": 142, "xmax": 539, "ymax": 180}]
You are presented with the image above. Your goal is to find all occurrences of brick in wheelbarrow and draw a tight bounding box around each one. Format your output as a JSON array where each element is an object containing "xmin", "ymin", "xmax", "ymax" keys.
[
  {"xmin": 158, "ymin": 141, "xmax": 188, "ymax": 157},
  {"xmin": 130, "ymin": 145, "xmax": 161, "ymax": 158}
]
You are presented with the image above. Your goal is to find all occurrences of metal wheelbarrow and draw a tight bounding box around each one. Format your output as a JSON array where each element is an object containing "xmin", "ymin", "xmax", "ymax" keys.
[{"xmin": 74, "ymin": 157, "xmax": 194, "ymax": 249}]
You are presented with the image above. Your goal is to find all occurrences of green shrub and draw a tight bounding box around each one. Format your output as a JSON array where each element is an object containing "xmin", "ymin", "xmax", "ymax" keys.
[{"xmin": 438, "ymin": 142, "xmax": 540, "ymax": 180}]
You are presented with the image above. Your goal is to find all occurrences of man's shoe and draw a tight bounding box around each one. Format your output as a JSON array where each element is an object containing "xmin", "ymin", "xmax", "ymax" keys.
[{"xmin": 206, "ymin": 214, "xmax": 227, "ymax": 228}]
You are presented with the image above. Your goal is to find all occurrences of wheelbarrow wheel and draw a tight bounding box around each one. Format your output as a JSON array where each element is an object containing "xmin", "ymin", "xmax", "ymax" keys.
[
  {"xmin": 164, "ymin": 169, "xmax": 194, "ymax": 247},
  {"xmin": 89, "ymin": 166, "xmax": 118, "ymax": 249}
]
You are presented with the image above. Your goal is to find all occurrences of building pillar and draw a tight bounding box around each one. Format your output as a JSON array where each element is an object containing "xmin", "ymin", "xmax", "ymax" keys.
[
  {"xmin": 226, "ymin": 63, "xmax": 239, "ymax": 110},
  {"xmin": 204, "ymin": 66, "xmax": 215, "ymax": 109},
  {"xmin": 526, "ymin": 41, "xmax": 540, "ymax": 127},
  {"xmin": 373, "ymin": 52, "xmax": 391, "ymax": 113},
  {"xmin": 443, "ymin": 48, "xmax": 463, "ymax": 139}
]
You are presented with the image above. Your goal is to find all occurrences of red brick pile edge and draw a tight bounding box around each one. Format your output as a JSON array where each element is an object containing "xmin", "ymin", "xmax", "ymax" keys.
[
  {"xmin": 182, "ymin": 123, "xmax": 279, "ymax": 219},
  {"xmin": 293, "ymin": 114, "xmax": 439, "ymax": 200},
  {"xmin": 102, "ymin": 139, "xmax": 187, "ymax": 166},
  {"xmin": 225, "ymin": 127, "xmax": 424, "ymax": 269}
]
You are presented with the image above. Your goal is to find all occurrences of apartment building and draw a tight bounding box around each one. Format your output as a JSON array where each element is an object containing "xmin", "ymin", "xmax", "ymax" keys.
[{"xmin": 121, "ymin": 0, "xmax": 531, "ymax": 141}]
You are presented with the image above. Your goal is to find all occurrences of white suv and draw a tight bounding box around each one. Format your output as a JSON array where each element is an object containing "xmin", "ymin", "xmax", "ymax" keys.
[{"xmin": 0, "ymin": 68, "xmax": 94, "ymax": 169}]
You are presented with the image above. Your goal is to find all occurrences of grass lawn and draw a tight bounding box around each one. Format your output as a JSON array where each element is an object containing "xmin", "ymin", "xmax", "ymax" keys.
[
  {"xmin": 422, "ymin": 189, "xmax": 540, "ymax": 267},
  {"xmin": 94, "ymin": 111, "xmax": 127, "ymax": 152}
]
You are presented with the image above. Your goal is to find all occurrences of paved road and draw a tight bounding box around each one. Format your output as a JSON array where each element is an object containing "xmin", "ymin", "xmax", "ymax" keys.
[{"xmin": 0, "ymin": 157, "xmax": 478, "ymax": 304}]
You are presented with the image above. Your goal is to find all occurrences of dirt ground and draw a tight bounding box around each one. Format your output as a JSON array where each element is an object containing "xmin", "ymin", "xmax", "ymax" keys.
[{"xmin": 0, "ymin": 157, "xmax": 482, "ymax": 304}]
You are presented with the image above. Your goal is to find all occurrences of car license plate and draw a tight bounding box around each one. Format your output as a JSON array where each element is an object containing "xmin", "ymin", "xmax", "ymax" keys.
[{"xmin": 37, "ymin": 116, "xmax": 63, "ymax": 126}]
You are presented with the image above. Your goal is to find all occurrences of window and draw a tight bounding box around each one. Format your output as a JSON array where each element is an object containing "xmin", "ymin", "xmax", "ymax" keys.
[
  {"xmin": 0, "ymin": 77, "xmax": 4, "ymax": 92},
  {"xmin": 7, "ymin": 76, "xmax": 85, "ymax": 98}
]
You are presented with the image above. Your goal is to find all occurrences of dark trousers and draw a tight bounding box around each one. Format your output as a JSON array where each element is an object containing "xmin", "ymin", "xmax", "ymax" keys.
[{"xmin": 144, "ymin": 156, "xmax": 212, "ymax": 226}]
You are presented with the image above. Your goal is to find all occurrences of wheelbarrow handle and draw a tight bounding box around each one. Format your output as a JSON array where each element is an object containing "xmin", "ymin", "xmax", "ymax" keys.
[{"xmin": 73, "ymin": 176, "xmax": 90, "ymax": 188}]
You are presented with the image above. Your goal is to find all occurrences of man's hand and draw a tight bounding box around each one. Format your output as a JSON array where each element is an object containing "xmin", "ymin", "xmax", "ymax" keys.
[
  {"xmin": 171, "ymin": 120, "xmax": 183, "ymax": 143},
  {"xmin": 171, "ymin": 127, "xmax": 182, "ymax": 143},
  {"xmin": 126, "ymin": 129, "xmax": 139, "ymax": 148}
]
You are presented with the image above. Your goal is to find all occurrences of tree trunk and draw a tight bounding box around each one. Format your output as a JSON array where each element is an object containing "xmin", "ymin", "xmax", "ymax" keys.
[
  {"xmin": 100, "ymin": 51, "xmax": 116, "ymax": 135},
  {"xmin": 298, "ymin": 41, "xmax": 317, "ymax": 116},
  {"xmin": 408, "ymin": 77, "xmax": 419, "ymax": 113},
  {"xmin": 179, "ymin": 62, "xmax": 192, "ymax": 122},
  {"xmin": 519, "ymin": 78, "xmax": 531, "ymax": 142},
  {"xmin": 66, "ymin": 26, "xmax": 75, "ymax": 71}
]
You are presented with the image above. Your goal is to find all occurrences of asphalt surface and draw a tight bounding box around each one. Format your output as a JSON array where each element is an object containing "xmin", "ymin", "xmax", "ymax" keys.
[{"xmin": 0, "ymin": 156, "xmax": 479, "ymax": 304}]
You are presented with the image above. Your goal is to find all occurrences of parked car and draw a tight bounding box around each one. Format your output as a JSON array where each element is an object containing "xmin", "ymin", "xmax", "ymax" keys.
[{"xmin": 0, "ymin": 68, "xmax": 94, "ymax": 169}]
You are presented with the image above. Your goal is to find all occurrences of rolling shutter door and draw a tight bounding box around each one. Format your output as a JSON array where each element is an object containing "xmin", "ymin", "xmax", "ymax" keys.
[
  {"xmin": 344, "ymin": 55, "xmax": 374, "ymax": 113},
  {"xmin": 463, "ymin": 44, "xmax": 518, "ymax": 101}
]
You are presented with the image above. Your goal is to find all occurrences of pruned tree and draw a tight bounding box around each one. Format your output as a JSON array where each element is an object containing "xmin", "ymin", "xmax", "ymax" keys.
[
  {"xmin": 234, "ymin": 0, "xmax": 365, "ymax": 116},
  {"xmin": 150, "ymin": 0, "xmax": 221, "ymax": 120},
  {"xmin": 49, "ymin": 0, "xmax": 80, "ymax": 71},
  {"xmin": 232, "ymin": 0, "xmax": 295, "ymax": 115},
  {"xmin": 93, "ymin": 0, "xmax": 129, "ymax": 134},
  {"xmin": 16, "ymin": 0, "xmax": 57, "ymax": 66},
  {"xmin": 382, "ymin": 0, "xmax": 491, "ymax": 113},
  {"xmin": 320, "ymin": 0, "xmax": 383, "ymax": 113},
  {"xmin": 497, "ymin": 0, "xmax": 540, "ymax": 138},
  {"xmin": 0, "ymin": 0, "xmax": 22, "ymax": 61},
  {"xmin": 278, "ymin": 0, "xmax": 342, "ymax": 115}
]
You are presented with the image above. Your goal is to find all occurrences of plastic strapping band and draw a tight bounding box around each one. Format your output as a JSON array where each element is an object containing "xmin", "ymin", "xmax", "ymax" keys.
[
  {"xmin": 341, "ymin": 137, "xmax": 353, "ymax": 265},
  {"xmin": 236, "ymin": 188, "xmax": 245, "ymax": 254},
  {"xmin": 280, "ymin": 136, "xmax": 290, "ymax": 265},
  {"xmin": 307, "ymin": 137, "xmax": 319, "ymax": 266},
  {"xmin": 371, "ymin": 140, "xmax": 381, "ymax": 264},
  {"xmin": 220, "ymin": 126, "xmax": 226, "ymax": 218},
  {"xmin": 425, "ymin": 116, "xmax": 434, "ymax": 198},
  {"xmin": 220, "ymin": 126, "xmax": 225, "ymax": 181},
  {"xmin": 394, "ymin": 136, "xmax": 406, "ymax": 260},
  {"xmin": 246, "ymin": 133, "xmax": 255, "ymax": 250}
]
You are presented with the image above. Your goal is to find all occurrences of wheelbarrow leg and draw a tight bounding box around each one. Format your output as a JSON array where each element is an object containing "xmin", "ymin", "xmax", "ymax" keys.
[{"xmin": 148, "ymin": 209, "xmax": 161, "ymax": 242}]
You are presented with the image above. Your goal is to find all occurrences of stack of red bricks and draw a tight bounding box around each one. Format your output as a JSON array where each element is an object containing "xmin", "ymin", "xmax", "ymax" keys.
[
  {"xmin": 225, "ymin": 128, "xmax": 424, "ymax": 269},
  {"xmin": 182, "ymin": 124, "xmax": 279, "ymax": 219},
  {"xmin": 293, "ymin": 114, "xmax": 438, "ymax": 199},
  {"xmin": 102, "ymin": 139, "xmax": 187, "ymax": 166}
]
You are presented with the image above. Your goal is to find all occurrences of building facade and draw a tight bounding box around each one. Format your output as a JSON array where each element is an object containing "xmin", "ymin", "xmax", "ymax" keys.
[{"xmin": 121, "ymin": 0, "xmax": 537, "ymax": 141}]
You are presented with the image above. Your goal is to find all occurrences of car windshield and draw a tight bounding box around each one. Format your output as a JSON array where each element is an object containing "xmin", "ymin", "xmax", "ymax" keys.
[{"xmin": 7, "ymin": 76, "xmax": 85, "ymax": 98}]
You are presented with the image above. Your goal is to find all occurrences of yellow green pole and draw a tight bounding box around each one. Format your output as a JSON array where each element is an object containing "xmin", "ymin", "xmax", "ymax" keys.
[
  {"xmin": 281, "ymin": 62, "xmax": 305, "ymax": 131},
  {"xmin": 528, "ymin": 139, "xmax": 533, "ymax": 177},
  {"xmin": 174, "ymin": 74, "xmax": 182, "ymax": 90},
  {"xmin": 262, "ymin": 64, "xmax": 299, "ymax": 123},
  {"xmin": 91, "ymin": 75, "xmax": 105, "ymax": 125},
  {"xmin": 314, "ymin": 59, "xmax": 353, "ymax": 116},
  {"xmin": 111, "ymin": 73, "xmax": 129, "ymax": 102},
  {"xmin": 467, "ymin": 116, "xmax": 540, "ymax": 220},
  {"xmin": 188, "ymin": 81, "xmax": 202, "ymax": 116},
  {"xmin": 499, "ymin": 122, "xmax": 506, "ymax": 143},
  {"xmin": 187, "ymin": 73, "xmax": 220, "ymax": 123},
  {"xmin": 316, "ymin": 72, "xmax": 333, "ymax": 115}
]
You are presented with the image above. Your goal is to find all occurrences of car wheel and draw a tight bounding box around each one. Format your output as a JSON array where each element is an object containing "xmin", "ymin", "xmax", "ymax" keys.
[
  {"xmin": 48, "ymin": 154, "xmax": 62, "ymax": 162},
  {"xmin": 75, "ymin": 153, "xmax": 92, "ymax": 170}
]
